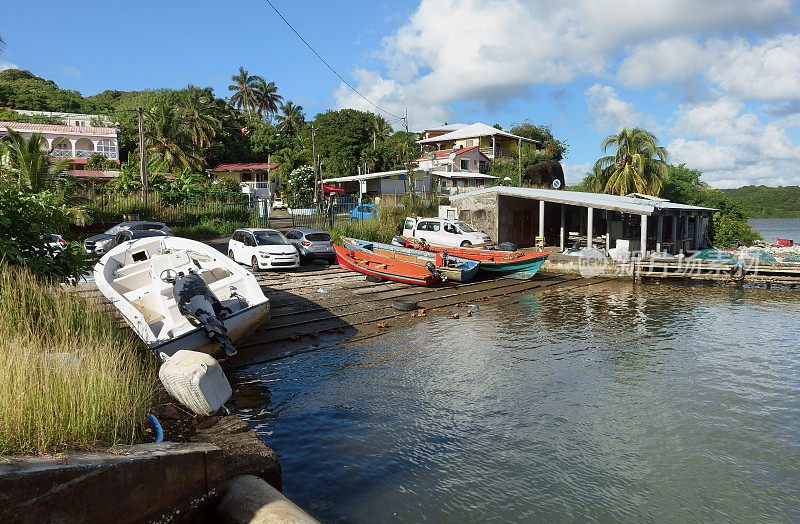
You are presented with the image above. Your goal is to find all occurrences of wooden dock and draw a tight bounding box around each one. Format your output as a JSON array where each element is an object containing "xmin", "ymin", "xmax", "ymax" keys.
[
  {"xmin": 71, "ymin": 263, "xmax": 606, "ymax": 367},
  {"xmin": 635, "ymin": 258, "xmax": 800, "ymax": 284}
]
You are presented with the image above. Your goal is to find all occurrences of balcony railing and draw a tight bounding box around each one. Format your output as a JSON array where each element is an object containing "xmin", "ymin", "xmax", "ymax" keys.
[
  {"xmin": 49, "ymin": 149, "xmax": 117, "ymax": 160},
  {"xmin": 479, "ymin": 147, "xmax": 503, "ymax": 159},
  {"xmin": 241, "ymin": 181, "xmax": 271, "ymax": 188}
]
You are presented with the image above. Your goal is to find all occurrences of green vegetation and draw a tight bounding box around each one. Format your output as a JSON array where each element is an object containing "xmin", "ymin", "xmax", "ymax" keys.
[
  {"xmin": 509, "ymin": 120, "xmax": 569, "ymax": 160},
  {"xmin": 0, "ymin": 263, "xmax": 156, "ymax": 455},
  {"xmin": 327, "ymin": 198, "xmax": 437, "ymax": 246},
  {"xmin": 0, "ymin": 69, "xmax": 112, "ymax": 113},
  {"xmin": 0, "ymin": 108, "xmax": 64, "ymax": 125},
  {"xmin": 723, "ymin": 185, "xmax": 800, "ymax": 218}
]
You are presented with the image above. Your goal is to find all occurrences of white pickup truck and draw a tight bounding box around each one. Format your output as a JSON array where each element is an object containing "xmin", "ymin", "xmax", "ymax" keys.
[{"xmin": 402, "ymin": 217, "xmax": 492, "ymax": 247}]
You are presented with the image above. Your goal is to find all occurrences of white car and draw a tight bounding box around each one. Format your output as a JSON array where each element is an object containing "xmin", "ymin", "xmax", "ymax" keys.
[
  {"xmin": 228, "ymin": 228, "xmax": 299, "ymax": 271},
  {"xmin": 272, "ymin": 198, "xmax": 287, "ymax": 210},
  {"xmin": 403, "ymin": 217, "xmax": 492, "ymax": 248}
]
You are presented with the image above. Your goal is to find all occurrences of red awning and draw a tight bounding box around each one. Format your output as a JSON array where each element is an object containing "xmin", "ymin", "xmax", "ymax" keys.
[{"xmin": 322, "ymin": 183, "xmax": 345, "ymax": 194}]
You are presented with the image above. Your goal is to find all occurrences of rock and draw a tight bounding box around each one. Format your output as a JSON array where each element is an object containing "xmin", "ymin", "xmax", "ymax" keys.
[
  {"xmin": 215, "ymin": 475, "xmax": 317, "ymax": 523},
  {"xmin": 191, "ymin": 415, "xmax": 282, "ymax": 491}
]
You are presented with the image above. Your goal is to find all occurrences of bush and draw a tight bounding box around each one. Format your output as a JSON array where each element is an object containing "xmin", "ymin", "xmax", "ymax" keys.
[
  {"xmin": 0, "ymin": 263, "xmax": 156, "ymax": 454},
  {"xmin": 709, "ymin": 212, "xmax": 762, "ymax": 247},
  {"xmin": 0, "ymin": 185, "xmax": 91, "ymax": 282}
]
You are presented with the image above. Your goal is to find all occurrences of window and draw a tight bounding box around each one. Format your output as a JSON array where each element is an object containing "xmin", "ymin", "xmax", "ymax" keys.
[
  {"xmin": 404, "ymin": 219, "xmax": 415, "ymax": 230},
  {"xmin": 306, "ymin": 233, "xmax": 331, "ymax": 242},
  {"xmin": 444, "ymin": 223, "xmax": 458, "ymax": 234},
  {"xmin": 429, "ymin": 221, "xmax": 441, "ymax": 232},
  {"xmin": 457, "ymin": 221, "xmax": 476, "ymax": 232},
  {"xmin": 241, "ymin": 172, "xmax": 253, "ymax": 182},
  {"xmin": 460, "ymin": 159, "xmax": 469, "ymax": 170},
  {"xmin": 96, "ymin": 139, "xmax": 115, "ymax": 157},
  {"xmin": 478, "ymin": 161, "xmax": 487, "ymax": 173},
  {"xmin": 465, "ymin": 139, "xmax": 474, "ymax": 147},
  {"xmin": 233, "ymin": 231, "xmax": 243, "ymax": 243},
  {"xmin": 253, "ymin": 230, "xmax": 290, "ymax": 246}
]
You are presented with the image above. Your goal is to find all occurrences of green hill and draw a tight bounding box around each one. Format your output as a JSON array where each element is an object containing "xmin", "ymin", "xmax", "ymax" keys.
[
  {"xmin": 0, "ymin": 69, "xmax": 112, "ymax": 114},
  {"xmin": 724, "ymin": 186, "xmax": 800, "ymax": 218}
]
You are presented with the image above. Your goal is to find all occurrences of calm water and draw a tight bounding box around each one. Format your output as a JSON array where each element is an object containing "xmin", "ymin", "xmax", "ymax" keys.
[
  {"xmin": 748, "ymin": 218, "xmax": 800, "ymax": 243},
  {"xmin": 233, "ymin": 281, "xmax": 800, "ymax": 522}
]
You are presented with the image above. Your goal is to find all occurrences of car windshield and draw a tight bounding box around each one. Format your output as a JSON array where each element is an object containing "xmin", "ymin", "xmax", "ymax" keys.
[
  {"xmin": 457, "ymin": 221, "xmax": 476, "ymax": 232},
  {"xmin": 254, "ymin": 231, "xmax": 289, "ymax": 246},
  {"xmin": 104, "ymin": 225, "xmax": 124, "ymax": 235}
]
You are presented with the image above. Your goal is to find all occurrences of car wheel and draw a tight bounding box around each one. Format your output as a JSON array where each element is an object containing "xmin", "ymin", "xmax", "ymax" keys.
[
  {"xmin": 228, "ymin": 249, "xmax": 235, "ymax": 260},
  {"xmin": 251, "ymin": 256, "xmax": 260, "ymax": 272},
  {"xmin": 460, "ymin": 241, "xmax": 472, "ymax": 247}
]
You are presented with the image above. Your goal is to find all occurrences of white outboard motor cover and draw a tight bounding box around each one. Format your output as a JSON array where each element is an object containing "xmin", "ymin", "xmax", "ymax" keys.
[{"xmin": 159, "ymin": 350, "xmax": 232, "ymax": 416}]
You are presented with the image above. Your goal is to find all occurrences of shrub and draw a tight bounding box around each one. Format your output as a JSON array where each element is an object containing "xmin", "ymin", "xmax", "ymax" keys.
[
  {"xmin": 0, "ymin": 264, "xmax": 156, "ymax": 454},
  {"xmin": 709, "ymin": 212, "xmax": 762, "ymax": 247}
]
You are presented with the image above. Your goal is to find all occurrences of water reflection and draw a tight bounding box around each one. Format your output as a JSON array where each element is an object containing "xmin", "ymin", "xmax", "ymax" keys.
[{"xmin": 233, "ymin": 281, "xmax": 800, "ymax": 522}]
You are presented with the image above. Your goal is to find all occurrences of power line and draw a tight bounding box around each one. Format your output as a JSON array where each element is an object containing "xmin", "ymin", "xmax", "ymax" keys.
[{"xmin": 264, "ymin": 0, "xmax": 404, "ymax": 121}]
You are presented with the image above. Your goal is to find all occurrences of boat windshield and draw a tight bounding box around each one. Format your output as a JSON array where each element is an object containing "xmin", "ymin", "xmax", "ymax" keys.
[
  {"xmin": 254, "ymin": 231, "xmax": 290, "ymax": 246},
  {"xmin": 457, "ymin": 222, "xmax": 476, "ymax": 233}
]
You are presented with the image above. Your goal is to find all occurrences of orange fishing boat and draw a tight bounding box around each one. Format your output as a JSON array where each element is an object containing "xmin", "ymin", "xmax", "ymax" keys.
[{"xmin": 333, "ymin": 243, "xmax": 441, "ymax": 286}]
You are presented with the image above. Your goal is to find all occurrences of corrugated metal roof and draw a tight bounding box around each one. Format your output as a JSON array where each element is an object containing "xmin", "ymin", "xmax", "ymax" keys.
[
  {"xmin": 323, "ymin": 169, "xmax": 413, "ymax": 183},
  {"xmin": 430, "ymin": 170, "xmax": 497, "ymax": 180},
  {"xmin": 418, "ymin": 122, "xmax": 540, "ymax": 145},
  {"xmin": 423, "ymin": 123, "xmax": 467, "ymax": 132},
  {"xmin": 208, "ymin": 162, "xmax": 279, "ymax": 171},
  {"xmin": 450, "ymin": 186, "xmax": 717, "ymax": 215}
]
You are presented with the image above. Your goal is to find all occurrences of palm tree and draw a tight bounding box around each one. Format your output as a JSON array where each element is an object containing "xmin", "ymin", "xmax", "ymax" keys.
[
  {"xmin": 180, "ymin": 85, "xmax": 222, "ymax": 148},
  {"xmin": 593, "ymin": 127, "xmax": 668, "ymax": 196},
  {"xmin": 275, "ymin": 101, "xmax": 305, "ymax": 137},
  {"xmin": 254, "ymin": 77, "xmax": 283, "ymax": 118},
  {"xmin": 145, "ymin": 101, "xmax": 203, "ymax": 174},
  {"xmin": 228, "ymin": 67, "xmax": 259, "ymax": 118},
  {"xmin": 372, "ymin": 115, "xmax": 392, "ymax": 149},
  {"xmin": 274, "ymin": 147, "xmax": 311, "ymax": 180},
  {"xmin": 4, "ymin": 129, "xmax": 71, "ymax": 192}
]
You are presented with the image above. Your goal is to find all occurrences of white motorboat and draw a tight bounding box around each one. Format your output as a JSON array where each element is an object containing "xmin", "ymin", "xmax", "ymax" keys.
[{"xmin": 94, "ymin": 236, "xmax": 269, "ymax": 357}]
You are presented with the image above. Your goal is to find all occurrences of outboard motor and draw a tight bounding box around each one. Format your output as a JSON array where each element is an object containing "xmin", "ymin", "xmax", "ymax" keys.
[
  {"xmin": 425, "ymin": 261, "xmax": 444, "ymax": 281},
  {"xmin": 391, "ymin": 236, "xmax": 406, "ymax": 247},
  {"xmin": 169, "ymin": 271, "xmax": 237, "ymax": 357}
]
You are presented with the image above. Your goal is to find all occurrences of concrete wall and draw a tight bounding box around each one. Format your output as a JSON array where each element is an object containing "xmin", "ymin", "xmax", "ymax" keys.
[
  {"xmin": 454, "ymin": 192, "xmax": 499, "ymax": 241},
  {"xmin": 453, "ymin": 148, "xmax": 489, "ymax": 173}
]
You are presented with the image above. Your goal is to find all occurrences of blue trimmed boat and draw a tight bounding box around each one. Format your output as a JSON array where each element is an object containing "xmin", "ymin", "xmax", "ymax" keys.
[{"xmin": 343, "ymin": 237, "xmax": 480, "ymax": 282}]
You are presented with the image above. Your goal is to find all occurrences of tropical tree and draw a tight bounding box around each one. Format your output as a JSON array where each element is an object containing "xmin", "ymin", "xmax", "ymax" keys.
[
  {"xmin": 3, "ymin": 129, "xmax": 71, "ymax": 193},
  {"xmin": 228, "ymin": 67, "xmax": 259, "ymax": 118},
  {"xmin": 372, "ymin": 115, "xmax": 392, "ymax": 149},
  {"xmin": 592, "ymin": 127, "xmax": 668, "ymax": 196},
  {"xmin": 180, "ymin": 85, "xmax": 221, "ymax": 148},
  {"xmin": 171, "ymin": 168, "xmax": 210, "ymax": 192},
  {"xmin": 274, "ymin": 146, "xmax": 311, "ymax": 180},
  {"xmin": 145, "ymin": 100, "xmax": 203, "ymax": 174},
  {"xmin": 254, "ymin": 77, "xmax": 282, "ymax": 118},
  {"xmin": 276, "ymin": 101, "xmax": 305, "ymax": 138}
]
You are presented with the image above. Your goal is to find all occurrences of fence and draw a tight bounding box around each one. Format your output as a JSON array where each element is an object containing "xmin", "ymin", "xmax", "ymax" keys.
[
  {"xmin": 286, "ymin": 197, "xmax": 359, "ymax": 230},
  {"xmin": 82, "ymin": 188, "xmax": 256, "ymax": 226}
]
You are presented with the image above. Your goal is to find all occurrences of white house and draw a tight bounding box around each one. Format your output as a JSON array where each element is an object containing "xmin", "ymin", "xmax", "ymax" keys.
[{"xmin": 0, "ymin": 121, "xmax": 120, "ymax": 168}]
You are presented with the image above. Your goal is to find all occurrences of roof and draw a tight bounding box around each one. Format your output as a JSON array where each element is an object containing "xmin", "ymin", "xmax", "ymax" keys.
[
  {"xmin": 0, "ymin": 121, "xmax": 118, "ymax": 136},
  {"xmin": 66, "ymin": 169, "xmax": 118, "ymax": 179},
  {"xmin": 412, "ymin": 146, "xmax": 489, "ymax": 162},
  {"xmin": 324, "ymin": 169, "xmax": 424, "ymax": 183},
  {"xmin": 430, "ymin": 170, "xmax": 498, "ymax": 180},
  {"xmin": 208, "ymin": 162, "xmax": 279, "ymax": 172},
  {"xmin": 417, "ymin": 122, "xmax": 540, "ymax": 145},
  {"xmin": 450, "ymin": 186, "xmax": 717, "ymax": 215},
  {"xmin": 322, "ymin": 183, "xmax": 345, "ymax": 194},
  {"xmin": 423, "ymin": 123, "xmax": 467, "ymax": 132},
  {"xmin": 236, "ymin": 228, "xmax": 281, "ymax": 233}
]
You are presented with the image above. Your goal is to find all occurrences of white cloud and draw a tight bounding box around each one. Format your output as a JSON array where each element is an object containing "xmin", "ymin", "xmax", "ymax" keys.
[
  {"xmin": 334, "ymin": 0, "xmax": 794, "ymax": 128},
  {"xmin": 668, "ymin": 97, "xmax": 800, "ymax": 186},
  {"xmin": 584, "ymin": 84, "xmax": 652, "ymax": 133},
  {"xmin": 0, "ymin": 60, "xmax": 18, "ymax": 71},
  {"xmin": 616, "ymin": 37, "xmax": 707, "ymax": 88},
  {"xmin": 562, "ymin": 161, "xmax": 592, "ymax": 184},
  {"xmin": 60, "ymin": 65, "xmax": 82, "ymax": 80}
]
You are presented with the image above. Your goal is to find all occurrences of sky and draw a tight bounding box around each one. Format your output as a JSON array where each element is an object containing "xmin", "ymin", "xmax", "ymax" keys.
[{"xmin": 4, "ymin": 0, "xmax": 800, "ymax": 188}]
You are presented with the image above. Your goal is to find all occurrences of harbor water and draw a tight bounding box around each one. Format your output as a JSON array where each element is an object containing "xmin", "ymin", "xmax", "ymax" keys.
[
  {"xmin": 233, "ymin": 280, "xmax": 800, "ymax": 522},
  {"xmin": 748, "ymin": 218, "xmax": 800, "ymax": 243}
]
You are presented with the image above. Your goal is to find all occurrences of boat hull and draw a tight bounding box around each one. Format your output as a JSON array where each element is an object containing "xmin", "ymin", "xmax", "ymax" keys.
[
  {"xmin": 343, "ymin": 238, "xmax": 479, "ymax": 282},
  {"xmin": 334, "ymin": 243, "xmax": 439, "ymax": 285},
  {"xmin": 479, "ymin": 256, "xmax": 548, "ymax": 279},
  {"xmin": 424, "ymin": 245, "xmax": 550, "ymax": 279}
]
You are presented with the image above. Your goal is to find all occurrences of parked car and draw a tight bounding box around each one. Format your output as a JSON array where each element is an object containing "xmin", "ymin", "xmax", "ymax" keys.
[
  {"xmin": 272, "ymin": 198, "xmax": 287, "ymax": 210},
  {"xmin": 350, "ymin": 204, "xmax": 379, "ymax": 221},
  {"xmin": 84, "ymin": 221, "xmax": 173, "ymax": 254},
  {"xmin": 402, "ymin": 217, "xmax": 492, "ymax": 247},
  {"xmin": 112, "ymin": 229, "xmax": 169, "ymax": 248},
  {"xmin": 285, "ymin": 228, "xmax": 335, "ymax": 263},
  {"xmin": 228, "ymin": 228, "xmax": 299, "ymax": 271}
]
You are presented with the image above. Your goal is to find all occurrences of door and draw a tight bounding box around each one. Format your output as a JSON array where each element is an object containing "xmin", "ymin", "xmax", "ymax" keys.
[{"xmin": 443, "ymin": 222, "xmax": 460, "ymax": 245}]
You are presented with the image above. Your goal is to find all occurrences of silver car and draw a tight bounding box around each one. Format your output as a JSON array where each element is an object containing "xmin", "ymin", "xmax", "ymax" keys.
[
  {"xmin": 84, "ymin": 221, "xmax": 173, "ymax": 254},
  {"xmin": 285, "ymin": 228, "xmax": 335, "ymax": 263}
]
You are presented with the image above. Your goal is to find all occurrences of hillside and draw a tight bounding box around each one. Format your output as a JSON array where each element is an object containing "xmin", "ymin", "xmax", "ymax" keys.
[
  {"xmin": 0, "ymin": 69, "xmax": 112, "ymax": 114},
  {"xmin": 724, "ymin": 185, "xmax": 800, "ymax": 218}
]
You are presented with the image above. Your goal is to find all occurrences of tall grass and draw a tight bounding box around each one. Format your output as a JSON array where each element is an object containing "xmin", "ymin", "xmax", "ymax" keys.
[
  {"xmin": 0, "ymin": 264, "xmax": 156, "ymax": 455},
  {"xmin": 327, "ymin": 198, "xmax": 439, "ymax": 245}
]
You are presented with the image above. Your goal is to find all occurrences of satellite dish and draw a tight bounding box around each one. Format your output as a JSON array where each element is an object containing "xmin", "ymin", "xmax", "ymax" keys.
[{"xmin": 552, "ymin": 179, "xmax": 562, "ymax": 189}]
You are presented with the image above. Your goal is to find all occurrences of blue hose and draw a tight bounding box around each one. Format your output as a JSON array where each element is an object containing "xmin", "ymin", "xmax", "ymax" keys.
[{"xmin": 147, "ymin": 414, "xmax": 164, "ymax": 443}]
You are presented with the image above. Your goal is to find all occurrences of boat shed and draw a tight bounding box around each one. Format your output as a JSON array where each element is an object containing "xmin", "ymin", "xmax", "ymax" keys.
[{"xmin": 450, "ymin": 186, "xmax": 717, "ymax": 255}]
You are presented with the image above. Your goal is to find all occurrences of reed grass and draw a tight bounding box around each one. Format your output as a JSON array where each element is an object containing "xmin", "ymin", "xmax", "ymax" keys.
[{"xmin": 0, "ymin": 264, "xmax": 156, "ymax": 455}]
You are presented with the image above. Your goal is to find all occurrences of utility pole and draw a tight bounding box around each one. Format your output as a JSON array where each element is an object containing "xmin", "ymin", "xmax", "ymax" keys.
[
  {"xmin": 518, "ymin": 138, "xmax": 522, "ymax": 186},
  {"xmin": 311, "ymin": 124, "xmax": 318, "ymax": 203},
  {"xmin": 404, "ymin": 107, "xmax": 413, "ymax": 208},
  {"xmin": 138, "ymin": 107, "xmax": 148, "ymax": 212},
  {"xmin": 267, "ymin": 153, "xmax": 271, "ymax": 221}
]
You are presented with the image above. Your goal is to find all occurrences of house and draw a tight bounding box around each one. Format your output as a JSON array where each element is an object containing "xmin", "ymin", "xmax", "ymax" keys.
[
  {"xmin": 7, "ymin": 109, "xmax": 114, "ymax": 127},
  {"xmin": 323, "ymin": 169, "xmax": 432, "ymax": 197},
  {"xmin": 417, "ymin": 122, "xmax": 539, "ymax": 160},
  {"xmin": 451, "ymin": 186, "xmax": 716, "ymax": 255},
  {"xmin": 430, "ymin": 170, "xmax": 498, "ymax": 195},
  {"xmin": 414, "ymin": 145, "xmax": 491, "ymax": 173},
  {"xmin": 420, "ymin": 123, "xmax": 467, "ymax": 141},
  {"xmin": 0, "ymin": 121, "xmax": 120, "ymax": 168},
  {"xmin": 207, "ymin": 162, "xmax": 279, "ymax": 198}
]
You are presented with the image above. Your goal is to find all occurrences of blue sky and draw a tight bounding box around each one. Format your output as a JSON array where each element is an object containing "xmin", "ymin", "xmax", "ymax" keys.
[{"xmin": 4, "ymin": 0, "xmax": 800, "ymax": 188}]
